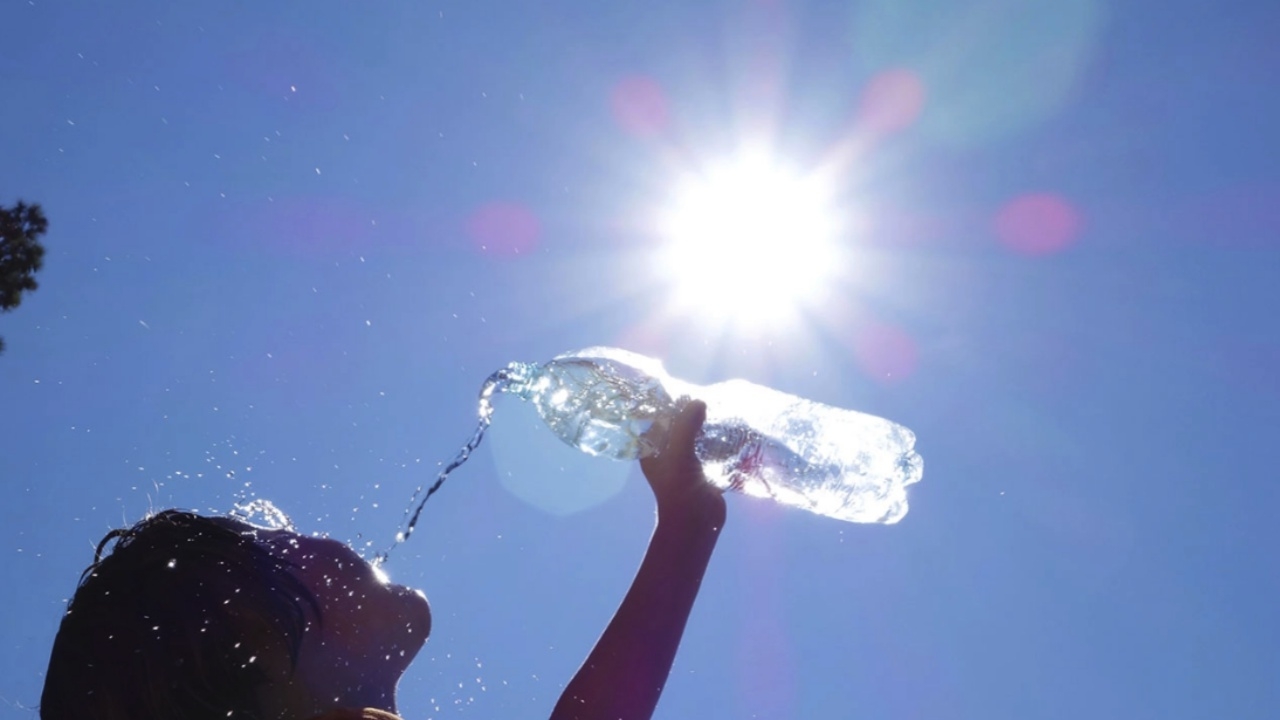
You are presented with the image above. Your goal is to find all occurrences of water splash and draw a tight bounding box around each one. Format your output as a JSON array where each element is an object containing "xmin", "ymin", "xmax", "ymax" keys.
[
  {"xmin": 229, "ymin": 498, "xmax": 296, "ymax": 531},
  {"xmin": 377, "ymin": 364, "xmax": 533, "ymax": 563}
]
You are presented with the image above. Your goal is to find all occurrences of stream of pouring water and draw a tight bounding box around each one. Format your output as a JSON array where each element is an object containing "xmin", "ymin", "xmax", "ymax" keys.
[{"xmin": 375, "ymin": 368, "xmax": 512, "ymax": 564}]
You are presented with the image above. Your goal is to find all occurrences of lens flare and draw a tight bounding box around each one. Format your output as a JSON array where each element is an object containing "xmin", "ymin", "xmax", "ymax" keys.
[
  {"xmin": 995, "ymin": 193, "xmax": 1082, "ymax": 255},
  {"xmin": 467, "ymin": 201, "xmax": 541, "ymax": 257},
  {"xmin": 611, "ymin": 75, "xmax": 671, "ymax": 138}
]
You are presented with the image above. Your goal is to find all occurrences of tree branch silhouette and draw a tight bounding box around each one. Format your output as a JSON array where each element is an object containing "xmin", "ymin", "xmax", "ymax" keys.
[{"xmin": 1, "ymin": 201, "xmax": 49, "ymax": 355}]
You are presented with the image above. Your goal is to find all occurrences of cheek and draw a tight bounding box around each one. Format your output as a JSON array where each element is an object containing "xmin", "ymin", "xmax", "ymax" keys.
[
  {"xmin": 354, "ymin": 584, "xmax": 429, "ymax": 636},
  {"xmin": 358, "ymin": 585, "xmax": 431, "ymax": 662},
  {"xmin": 300, "ymin": 563, "xmax": 430, "ymax": 646},
  {"xmin": 288, "ymin": 556, "xmax": 372, "ymax": 624}
]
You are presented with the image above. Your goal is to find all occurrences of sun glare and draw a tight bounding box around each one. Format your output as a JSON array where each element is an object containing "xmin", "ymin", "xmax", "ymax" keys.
[{"xmin": 658, "ymin": 151, "xmax": 843, "ymax": 327}]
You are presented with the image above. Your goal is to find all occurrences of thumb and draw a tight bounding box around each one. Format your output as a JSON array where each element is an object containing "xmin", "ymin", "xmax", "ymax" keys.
[{"xmin": 664, "ymin": 399, "xmax": 707, "ymax": 459}]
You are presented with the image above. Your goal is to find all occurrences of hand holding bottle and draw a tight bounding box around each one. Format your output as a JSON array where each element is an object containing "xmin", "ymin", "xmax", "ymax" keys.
[{"xmin": 640, "ymin": 400, "xmax": 726, "ymax": 532}]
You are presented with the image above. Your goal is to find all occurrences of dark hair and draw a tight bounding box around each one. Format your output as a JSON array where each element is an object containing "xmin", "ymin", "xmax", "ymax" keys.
[{"xmin": 41, "ymin": 510, "xmax": 320, "ymax": 720}]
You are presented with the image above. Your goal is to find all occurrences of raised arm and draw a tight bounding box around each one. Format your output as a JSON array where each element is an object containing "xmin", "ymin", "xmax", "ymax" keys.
[{"xmin": 551, "ymin": 400, "xmax": 727, "ymax": 720}]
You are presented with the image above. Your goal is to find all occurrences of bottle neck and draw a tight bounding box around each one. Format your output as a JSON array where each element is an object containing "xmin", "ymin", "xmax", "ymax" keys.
[{"xmin": 487, "ymin": 361, "xmax": 542, "ymax": 401}]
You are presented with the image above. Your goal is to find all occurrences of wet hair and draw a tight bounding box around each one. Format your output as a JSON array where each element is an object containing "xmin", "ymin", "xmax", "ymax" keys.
[{"xmin": 40, "ymin": 510, "xmax": 320, "ymax": 720}]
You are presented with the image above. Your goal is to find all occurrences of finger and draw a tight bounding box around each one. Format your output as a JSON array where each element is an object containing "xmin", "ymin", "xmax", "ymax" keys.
[{"xmin": 666, "ymin": 399, "xmax": 707, "ymax": 458}]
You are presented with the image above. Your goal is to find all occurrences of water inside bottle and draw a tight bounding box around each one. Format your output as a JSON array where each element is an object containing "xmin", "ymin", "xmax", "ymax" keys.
[
  {"xmin": 691, "ymin": 380, "xmax": 924, "ymax": 524},
  {"xmin": 529, "ymin": 354, "xmax": 676, "ymax": 461}
]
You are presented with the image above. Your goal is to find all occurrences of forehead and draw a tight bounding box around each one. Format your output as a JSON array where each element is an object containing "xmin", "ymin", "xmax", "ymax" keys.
[
  {"xmin": 208, "ymin": 515, "xmax": 257, "ymax": 532},
  {"xmin": 209, "ymin": 516, "xmax": 354, "ymax": 558}
]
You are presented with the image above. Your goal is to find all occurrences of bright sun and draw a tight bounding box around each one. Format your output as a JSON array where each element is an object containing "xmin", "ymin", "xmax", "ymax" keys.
[{"xmin": 657, "ymin": 150, "xmax": 844, "ymax": 327}]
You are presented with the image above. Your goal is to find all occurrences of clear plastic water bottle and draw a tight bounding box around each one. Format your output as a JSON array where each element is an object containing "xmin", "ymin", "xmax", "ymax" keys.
[{"xmin": 496, "ymin": 347, "xmax": 924, "ymax": 524}]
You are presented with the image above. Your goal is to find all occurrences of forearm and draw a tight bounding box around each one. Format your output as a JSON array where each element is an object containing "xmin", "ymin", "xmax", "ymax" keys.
[{"xmin": 551, "ymin": 511, "xmax": 722, "ymax": 720}]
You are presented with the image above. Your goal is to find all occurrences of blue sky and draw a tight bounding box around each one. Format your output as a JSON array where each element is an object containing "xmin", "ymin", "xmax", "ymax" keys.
[{"xmin": 3, "ymin": 0, "xmax": 1278, "ymax": 718}]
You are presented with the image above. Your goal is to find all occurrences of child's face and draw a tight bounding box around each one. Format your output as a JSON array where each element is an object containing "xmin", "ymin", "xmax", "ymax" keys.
[{"xmin": 215, "ymin": 517, "xmax": 431, "ymax": 709}]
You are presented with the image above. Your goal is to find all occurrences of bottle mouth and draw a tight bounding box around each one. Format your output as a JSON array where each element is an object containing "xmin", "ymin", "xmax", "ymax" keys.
[{"xmin": 480, "ymin": 362, "xmax": 538, "ymax": 401}]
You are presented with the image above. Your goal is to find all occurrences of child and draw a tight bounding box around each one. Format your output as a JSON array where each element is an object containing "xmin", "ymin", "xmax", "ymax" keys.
[{"xmin": 42, "ymin": 401, "xmax": 724, "ymax": 720}]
